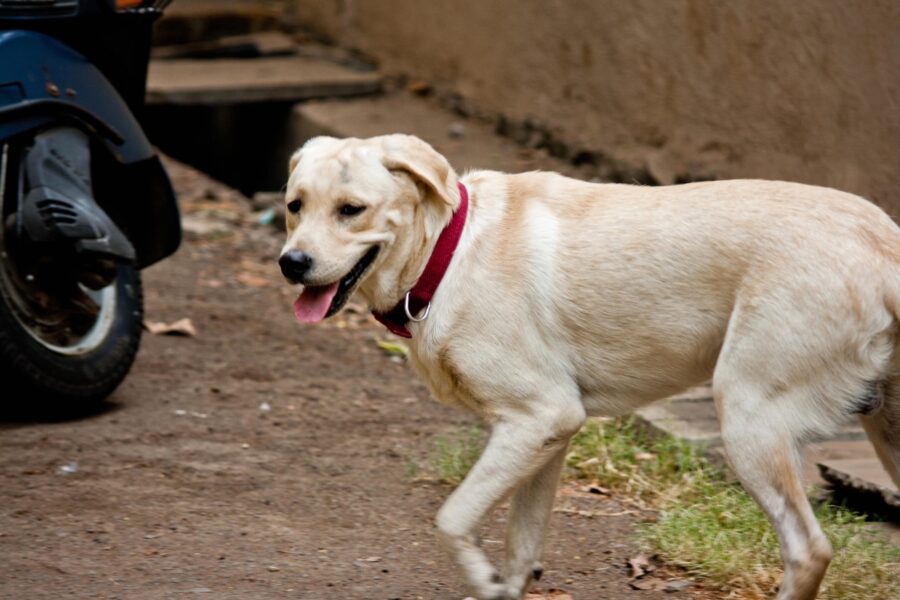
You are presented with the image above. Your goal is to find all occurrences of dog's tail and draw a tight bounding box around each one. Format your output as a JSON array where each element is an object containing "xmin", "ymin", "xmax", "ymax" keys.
[{"xmin": 860, "ymin": 267, "xmax": 900, "ymax": 489}]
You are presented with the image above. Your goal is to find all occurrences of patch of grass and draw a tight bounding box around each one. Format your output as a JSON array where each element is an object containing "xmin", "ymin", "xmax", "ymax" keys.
[
  {"xmin": 565, "ymin": 416, "xmax": 709, "ymax": 505},
  {"xmin": 423, "ymin": 417, "xmax": 899, "ymax": 597},
  {"xmin": 644, "ymin": 484, "xmax": 900, "ymax": 599},
  {"xmin": 430, "ymin": 426, "xmax": 485, "ymax": 485},
  {"xmin": 565, "ymin": 417, "xmax": 900, "ymax": 599},
  {"xmin": 821, "ymin": 512, "xmax": 900, "ymax": 600}
]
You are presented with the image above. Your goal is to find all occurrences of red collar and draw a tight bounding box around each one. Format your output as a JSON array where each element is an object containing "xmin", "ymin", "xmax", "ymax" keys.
[{"xmin": 372, "ymin": 182, "xmax": 469, "ymax": 338}]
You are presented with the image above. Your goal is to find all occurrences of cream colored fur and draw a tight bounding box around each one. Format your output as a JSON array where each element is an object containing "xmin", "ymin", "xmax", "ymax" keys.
[{"xmin": 281, "ymin": 134, "xmax": 900, "ymax": 600}]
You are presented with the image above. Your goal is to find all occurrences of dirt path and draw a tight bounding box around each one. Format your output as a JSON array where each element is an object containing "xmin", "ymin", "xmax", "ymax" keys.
[{"xmin": 0, "ymin": 158, "xmax": 707, "ymax": 599}]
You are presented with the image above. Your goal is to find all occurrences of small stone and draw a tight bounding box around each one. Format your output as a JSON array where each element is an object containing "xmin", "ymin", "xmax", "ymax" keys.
[
  {"xmin": 664, "ymin": 579, "xmax": 692, "ymax": 592},
  {"xmin": 267, "ymin": 565, "xmax": 279, "ymax": 572},
  {"xmin": 58, "ymin": 461, "xmax": 79, "ymax": 475}
]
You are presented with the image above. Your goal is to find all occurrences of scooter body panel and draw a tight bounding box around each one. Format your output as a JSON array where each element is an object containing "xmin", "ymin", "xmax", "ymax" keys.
[{"xmin": 0, "ymin": 30, "xmax": 180, "ymax": 268}]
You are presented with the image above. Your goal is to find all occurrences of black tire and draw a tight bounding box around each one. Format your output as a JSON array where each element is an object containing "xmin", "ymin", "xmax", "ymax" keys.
[{"xmin": 0, "ymin": 263, "xmax": 143, "ymax": 404}]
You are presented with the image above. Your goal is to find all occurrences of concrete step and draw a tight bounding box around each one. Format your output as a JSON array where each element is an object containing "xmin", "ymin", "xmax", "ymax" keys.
[
  {"xmin": 152, "ymin": 31, "xmax": 298, "ymax": 60},
  {"xmin": 635, "ymin": 386, "xmax": 722, "ymax": 444},
  {"xmin": 289, "ymin": 92, "xmax": 580, "ymax": 176},
  {"xmin": 635, "ymin": 385, "xmax": 900, "ymax": 515},
  {"xmin": 637, "ymin": 386, "xmax": 867, "ymax": 446},
  {"xmin": 146, "ymin": 55, "xmax": 381, "ymax": 105}
]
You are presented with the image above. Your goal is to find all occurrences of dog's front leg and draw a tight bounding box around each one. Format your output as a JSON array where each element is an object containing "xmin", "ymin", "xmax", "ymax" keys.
[
  {"xmin": 435, "ymin": 407, "xmax": 583, "ymax": 600},
  {"xmin": 502, "ymin": 445, "xmax": 567, "ymax": 595}
]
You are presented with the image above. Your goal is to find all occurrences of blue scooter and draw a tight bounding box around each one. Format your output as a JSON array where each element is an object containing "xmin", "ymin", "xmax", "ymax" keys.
[{"xmin": 0, "ymin": 0, "xmax": 181, "ymax": 404}]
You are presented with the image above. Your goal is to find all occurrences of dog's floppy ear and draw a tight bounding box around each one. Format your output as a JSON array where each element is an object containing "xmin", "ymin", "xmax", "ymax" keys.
[{"xmin": 380, "ymin": 134, "xmax": 460, "ymax": 209}]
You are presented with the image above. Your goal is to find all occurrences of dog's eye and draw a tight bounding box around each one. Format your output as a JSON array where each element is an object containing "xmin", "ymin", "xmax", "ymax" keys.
[
  {"xmin": 338, "ymin": 204, "xmax": 366, "ymax": 217},
  {"xmin": 287, "ymin": 198, "xmax": 302, "ymax": 214}
]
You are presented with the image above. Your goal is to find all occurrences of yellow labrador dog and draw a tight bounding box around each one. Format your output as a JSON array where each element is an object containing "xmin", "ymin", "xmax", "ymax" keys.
[{"xmin": 279, "ymin": 134, "xmax": 900, "ymax": 600}]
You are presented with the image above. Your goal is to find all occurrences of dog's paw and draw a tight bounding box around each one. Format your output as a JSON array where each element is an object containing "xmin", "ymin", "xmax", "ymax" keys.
[
  {"xmin": 474, "ymin": 575, "xmax": 521, "ymax": 600},
  {"xmin": 482, "ymin": 589, "xmax": 520, "ymax": 600},
  {"xmin": 500, "ymin": 560, "xmax": 543, "ymax": 597}
]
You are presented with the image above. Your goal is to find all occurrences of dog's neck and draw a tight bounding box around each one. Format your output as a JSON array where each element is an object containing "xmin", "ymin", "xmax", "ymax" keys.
[{"xmin": 359, "ymin": 183, "xmax": 468, "ymax": 333}]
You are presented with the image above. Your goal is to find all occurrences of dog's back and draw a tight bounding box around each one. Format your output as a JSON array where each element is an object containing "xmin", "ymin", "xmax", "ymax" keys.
[{"xmin": 458, "ymin": 173, "xmax": 900, "ymax": 421}]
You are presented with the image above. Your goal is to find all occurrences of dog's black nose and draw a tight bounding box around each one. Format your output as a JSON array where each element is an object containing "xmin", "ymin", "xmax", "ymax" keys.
[{"xmin": 279, "ymin": 250, "xmax": 314, "ymax": 282}]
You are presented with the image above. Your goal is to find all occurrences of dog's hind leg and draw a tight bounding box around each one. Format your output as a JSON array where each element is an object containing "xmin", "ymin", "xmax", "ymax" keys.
[
  {"xmin": 715, "ymin": 381, "xmax": 832, "ymax": 600},
  {"xmin": 708, "ymin": 265, "xmax": 900, "ymax": 598},
  {"xmin": 435, "ymin": 390, "xmax": 585, "ymax": 600},
  {"xmin": 502, "ymin": 445, "xmax": 568, "ymax": 595}
]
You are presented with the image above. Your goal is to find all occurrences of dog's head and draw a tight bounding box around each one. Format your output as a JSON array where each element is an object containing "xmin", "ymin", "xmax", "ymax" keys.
[{"xmin": 279, "ymin": 134, "xmax": 460, "ymax": 322}]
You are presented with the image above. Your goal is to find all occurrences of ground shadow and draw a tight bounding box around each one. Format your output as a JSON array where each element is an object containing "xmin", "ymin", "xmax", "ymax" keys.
[
  {"xmin": 0, "ymin": 398, "xmax": 121, "ymax": 429},
  {"xmin": 820, "ymin": 487, "xmax": 900, "ymax": 523}
]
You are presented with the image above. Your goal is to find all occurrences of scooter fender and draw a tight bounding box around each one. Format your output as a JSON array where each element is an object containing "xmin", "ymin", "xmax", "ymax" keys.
[
  {"xmin": 0, "ymin": 30, "xmax": 180, "ymax": 268},
  {"xmin": 0, "ymin": 30, "xmax": 153, "ymax": 162}
]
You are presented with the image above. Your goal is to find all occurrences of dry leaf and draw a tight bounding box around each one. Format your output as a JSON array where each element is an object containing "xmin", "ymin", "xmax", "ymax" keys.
[
  {"xmin": 581, "ymin": 483, "xmax": 609, "ymax": 495},
  {"xmin": 628, "ymin": 576, "xmax": 668, "ymax": 591},
  {"xmin": 628, "ymin": 554, "xmax": 653, "ymax": 579},
  {"xmin": 525, "ymin": 590, "xmax": 573, "ymax": 600},
  {"xmin": 375, "ymin": 339, "xmax": 409, "ymax": 358},
  {"xmin": 236, "ymin": 272, "xmax": 270, "ymax": 287},
  {"xmin": 407, "ymin": 80, "xmax": 432, "ymax": 95},
  {"xmin": 180, "ymin": 215, "xmax": 233, "ymax": 237},
  {"xmin": 239, "ymin": 258, "xmax": 272, "ymax": 274},
  {"xmin": 144, "ymin": 318, "xmax": 197, "ymax": 337}
]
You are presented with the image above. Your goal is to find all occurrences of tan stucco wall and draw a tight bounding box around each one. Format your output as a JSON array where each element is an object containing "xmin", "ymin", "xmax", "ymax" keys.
[{"xmin": 290, "ymin": 0, "xmax": 900, "ymax": 216}]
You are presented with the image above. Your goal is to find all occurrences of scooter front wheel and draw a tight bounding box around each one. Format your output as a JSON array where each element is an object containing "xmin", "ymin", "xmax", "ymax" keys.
[
  {"xmin": 0, "ymin": 139, "xmax": 144, "ymax": 406},
  {"xmin": 0, "ymin": 253, "xmax": 144, "ymax": 405}
]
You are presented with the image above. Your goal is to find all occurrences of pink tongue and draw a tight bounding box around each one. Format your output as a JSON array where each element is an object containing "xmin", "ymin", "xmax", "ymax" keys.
[{"xmin": 293, "ymin": 282, "xmax": 339, "ymax": 323}]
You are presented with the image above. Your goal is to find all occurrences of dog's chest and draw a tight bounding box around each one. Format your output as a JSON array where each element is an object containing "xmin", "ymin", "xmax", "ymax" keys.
[{"xmin": 407, "ymin": 344, "xmax": 496, "ymax": 419}]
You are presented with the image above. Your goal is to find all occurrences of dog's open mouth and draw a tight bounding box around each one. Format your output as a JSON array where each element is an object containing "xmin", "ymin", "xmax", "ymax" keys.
[{"xmin": 292, "ymin": 246, "xmax": 380, "ymax": 323}]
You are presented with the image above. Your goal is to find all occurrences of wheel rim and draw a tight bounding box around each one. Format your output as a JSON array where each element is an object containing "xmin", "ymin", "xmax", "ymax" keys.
[
  {"xmin": 0, "ymin": 143, "xmax": 118, "ymax": 356},
  {"xmin": 5, "ymin": 280, "xmax": 118, "ymax": 356}
]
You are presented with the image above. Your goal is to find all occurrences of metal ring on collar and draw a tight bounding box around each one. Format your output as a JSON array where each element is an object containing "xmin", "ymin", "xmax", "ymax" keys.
[{"xmin": 404, "ymin": 292, "xmax": 431, "ymax": 322}]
